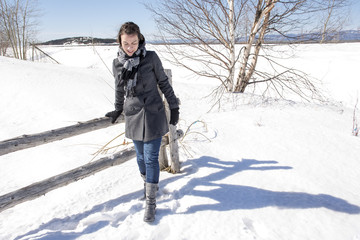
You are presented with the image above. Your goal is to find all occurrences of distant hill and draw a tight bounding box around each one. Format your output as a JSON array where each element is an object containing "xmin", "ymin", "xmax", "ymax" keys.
[
  {"xmin": 40, "ymin": 30, "xmax": 360, "ymax": 46},
  {"xmin": 40, "ymin": 37, "xmax": 117, "ymax": 45},
  {"xmin": 262, "ymin": 30, "xmax": 360, "ymax": 43},
  {"xmin": 150, "ymin": 30, "xmax": 360, "ymax": 44}
]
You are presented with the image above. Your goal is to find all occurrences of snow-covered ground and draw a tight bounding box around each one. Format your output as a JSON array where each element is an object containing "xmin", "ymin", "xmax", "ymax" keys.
[{"xmin": 0, "ymin": 43, "xmax": 360, "ymax": 240}]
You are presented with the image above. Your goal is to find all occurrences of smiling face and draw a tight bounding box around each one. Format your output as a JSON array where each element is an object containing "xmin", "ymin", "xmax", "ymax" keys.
[{"xmin": 121, "ymin": 34, "xmax": 139, "ymax": 57}]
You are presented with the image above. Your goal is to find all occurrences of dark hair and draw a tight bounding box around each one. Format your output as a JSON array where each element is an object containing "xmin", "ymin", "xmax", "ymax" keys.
[{"xmin": 117, "ymin": 22, "xmax": 144, "ymax": 43}]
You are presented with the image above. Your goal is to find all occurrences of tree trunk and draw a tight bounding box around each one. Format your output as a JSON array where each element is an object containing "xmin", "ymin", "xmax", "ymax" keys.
[
  {"xmin": 21, "ymin": 0, "xmax": 29, "ymax": 59},
  {"xmin": 321, "ymin": 0, "xmax": 335, "ymax": 44},
  {"xmin": 227, "ymin": 0, "xmax": 235, "ymax": 92},
  {"xmin": 235, "ymin": 0, "xmax": 263, "ymax": 92},
  {"xmin": 239, "ymin": 2, "xmax": 271, "ymax": 92},
  {"xmin": 235, "ymin": 0, "xmax": 276, "ymax": 92}
]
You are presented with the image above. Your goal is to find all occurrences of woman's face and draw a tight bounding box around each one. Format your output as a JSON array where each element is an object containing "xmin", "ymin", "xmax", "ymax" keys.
[{"xmin": 121, "ymin": 34, "xmax": 139, "ymax": 57}]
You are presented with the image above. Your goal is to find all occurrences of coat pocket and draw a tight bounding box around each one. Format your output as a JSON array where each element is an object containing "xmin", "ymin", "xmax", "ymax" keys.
[{"xmin": 124, "ymin": 97, "xmax": 143, "ymax": 116}]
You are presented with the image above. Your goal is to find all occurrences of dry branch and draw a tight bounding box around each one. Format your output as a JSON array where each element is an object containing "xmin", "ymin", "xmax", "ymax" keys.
[{"xmin": 31, "ymin": 44, "xmax": 60, "ymax": 64}]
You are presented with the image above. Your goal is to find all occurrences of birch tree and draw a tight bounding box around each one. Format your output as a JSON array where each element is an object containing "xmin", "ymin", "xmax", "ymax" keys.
[
  {"xmin": 0, "ymin": 0, "xmax": 38, "ymax": 60},
  {"xmin": 320, "ymin": 0, "xmax": 349, "ymax": 43},
  {"xmin": 148, "ymin": 0, "xmax": 350, "ymax": 103},
  {"xmin": 235, "ymin": 0, "xmax": 275, "ymax": 93},
  {"xmin": 0, "ymin": 14, "xmax": 9, "ymax": 55},
  {"xmin": 147, "ymin": 0, "xmax": 245, "ymax": 97}
]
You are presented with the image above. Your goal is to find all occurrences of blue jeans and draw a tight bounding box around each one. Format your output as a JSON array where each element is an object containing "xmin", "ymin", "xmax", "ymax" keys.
[{"xmin": 133, "ymin": 137, "xmax": 162, "ymax": 184}]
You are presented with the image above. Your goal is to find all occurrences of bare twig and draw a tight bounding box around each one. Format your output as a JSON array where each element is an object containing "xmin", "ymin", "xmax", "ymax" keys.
[
  {"xmin": 353, "ymin": 97, "xmax": 359, "ymax": 136},
  {"xmin": 90, "ymin": 132, "xmax": 125, "ymax": 162}
]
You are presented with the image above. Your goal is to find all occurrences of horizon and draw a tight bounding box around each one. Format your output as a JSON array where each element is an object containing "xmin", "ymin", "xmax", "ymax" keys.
[
  {"xmin": 38, "ymin": 30, "xmax": 360, "ymax": 45},
  {"xmin": 34, "ymin": 0, "xmax": 360, "ymax": 42}
]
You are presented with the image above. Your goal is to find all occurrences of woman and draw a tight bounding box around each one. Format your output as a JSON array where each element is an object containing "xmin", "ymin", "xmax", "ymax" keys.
[{"xmin": 105, "ymin": 22, "xmax": 179, "ymax": 222}]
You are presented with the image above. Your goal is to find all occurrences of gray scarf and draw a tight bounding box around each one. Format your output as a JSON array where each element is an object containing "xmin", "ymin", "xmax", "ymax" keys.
[{"xmin": 117, "ymin": 41, "xmax": 146, "ymax": 97}]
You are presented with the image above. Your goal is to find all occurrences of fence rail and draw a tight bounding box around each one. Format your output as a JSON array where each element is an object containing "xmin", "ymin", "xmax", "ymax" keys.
[
  {"xmin": 0, "ymin": 147, "xmax": 136, "ymax": 212},
  {"xmin": 0, "ymin": 116, "xmax": 124, "ymax": 157}
]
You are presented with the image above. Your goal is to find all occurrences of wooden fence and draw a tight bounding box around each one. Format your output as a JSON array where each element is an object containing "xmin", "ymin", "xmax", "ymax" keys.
[{"xmin": 0, "ymin": 69, "xmax": 182, "ymax": 213}]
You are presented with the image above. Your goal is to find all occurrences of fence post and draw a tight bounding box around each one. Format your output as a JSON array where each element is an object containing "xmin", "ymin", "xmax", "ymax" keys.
[{"xmin": 158, "ymin": 69, "xmax": 181, "ymax": 173}]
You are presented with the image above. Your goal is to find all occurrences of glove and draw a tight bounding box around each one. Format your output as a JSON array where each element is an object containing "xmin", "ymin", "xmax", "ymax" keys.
[
  {"xmin": 169, "ymin": 108, "xmax": 179, "ymax": 125},
  {"xmin": 105, "ymin": 110, "xmax": 122, "ymax": 124}
]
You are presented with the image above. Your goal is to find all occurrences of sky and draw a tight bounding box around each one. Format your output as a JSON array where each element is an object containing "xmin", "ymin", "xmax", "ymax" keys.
[
  {"xmin": 36, "ymin": 0, "xmax": 360, "ymax": 42},
  {"xmin": 37, "ymin": 0, "xmax": 157, "ymax": 42}
]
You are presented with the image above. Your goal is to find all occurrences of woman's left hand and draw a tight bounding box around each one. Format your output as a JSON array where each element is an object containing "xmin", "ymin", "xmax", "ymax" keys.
[{"xmin": 169, "ymin": 108, "xmax": 179, "ymax": 125}]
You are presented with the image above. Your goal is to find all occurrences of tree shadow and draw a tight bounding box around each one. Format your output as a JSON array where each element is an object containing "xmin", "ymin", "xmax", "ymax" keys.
[
  {"xmin": 156, "ymin": 156, "xmax": 360, "ymax": 217},
  {"xmin": 14, "ymin": 156, "xmax": 360, "ymax": 239}
]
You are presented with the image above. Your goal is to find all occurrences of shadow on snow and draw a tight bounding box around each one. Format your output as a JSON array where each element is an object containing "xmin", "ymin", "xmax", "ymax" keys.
[
  {"xmin": 15, "ymin": 156, "xmax": 360, "ymax": 240},
  {"xmin": 158, "ymin": 157, "xmax": 360, "ymax": 216}
]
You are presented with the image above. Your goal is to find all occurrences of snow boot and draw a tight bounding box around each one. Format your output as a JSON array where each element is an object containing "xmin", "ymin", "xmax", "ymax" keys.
[{"xmin": 144, "ymin": 182, "xmax": 158, "ymax": 222}]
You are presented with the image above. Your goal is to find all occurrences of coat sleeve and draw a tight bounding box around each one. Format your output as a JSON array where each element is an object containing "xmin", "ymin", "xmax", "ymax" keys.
[
  {"xmin": 152, "ymin": 52, "xmax": 179, "ymax": 110},
  {"xmin": 113, "ymin": 59, "xmax": 125, "ymax": 111}
]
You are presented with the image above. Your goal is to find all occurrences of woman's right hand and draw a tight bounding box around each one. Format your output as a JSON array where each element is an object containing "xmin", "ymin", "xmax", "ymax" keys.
[{"xmin": 105, "ymin": 110, "xmax": 122, "ymax": 123}]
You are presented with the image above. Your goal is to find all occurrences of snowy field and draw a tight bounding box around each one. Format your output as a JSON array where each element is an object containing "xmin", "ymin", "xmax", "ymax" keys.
[{"xmin": 0, "ymin": 43, "xmax": 360, "ymax": 240}]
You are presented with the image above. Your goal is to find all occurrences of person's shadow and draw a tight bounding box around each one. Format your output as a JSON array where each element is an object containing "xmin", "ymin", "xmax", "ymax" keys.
[{"xmin": 14, "ymin": 156, "xmax": 360, "ymax": 240}]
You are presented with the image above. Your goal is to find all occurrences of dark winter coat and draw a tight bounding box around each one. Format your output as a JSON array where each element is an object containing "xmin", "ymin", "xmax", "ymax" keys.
[{"xmin": 112, "ymin": 51, "xmax": 179, "ymax": 142}]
